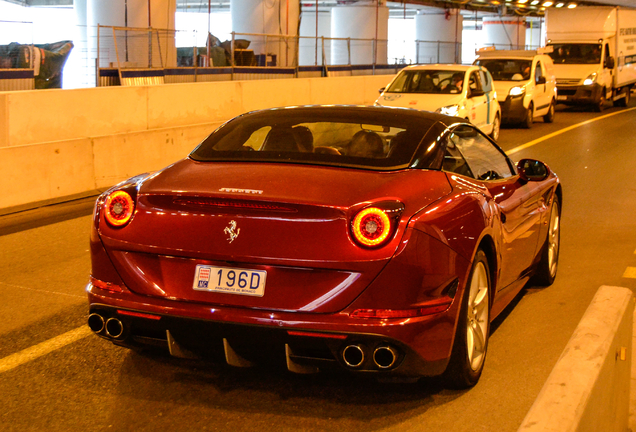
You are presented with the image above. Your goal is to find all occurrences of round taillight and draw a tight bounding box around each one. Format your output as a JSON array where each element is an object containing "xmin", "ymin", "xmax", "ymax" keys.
[
  {"xmin": 352, "ymin": 207, "xmax": 392, "ymax": 247},
  {"xmin": 104, "ymin": 190, "xmax": 135, "ymax": 227}
]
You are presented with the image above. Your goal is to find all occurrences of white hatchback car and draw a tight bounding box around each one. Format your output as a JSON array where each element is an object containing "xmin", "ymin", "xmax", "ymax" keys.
[
  {"xmin": 473, "ymin": 49, "xmax": 557, "ymax": 128},
  {"xmin": 375, "ymin": 64, "xmax": 501, "ymax": 140}
]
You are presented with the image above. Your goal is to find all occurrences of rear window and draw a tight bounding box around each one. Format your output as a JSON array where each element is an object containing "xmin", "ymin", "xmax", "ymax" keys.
[{"xmin": 190, "ymin": 109, "xmax": 437, "ymax": 170}]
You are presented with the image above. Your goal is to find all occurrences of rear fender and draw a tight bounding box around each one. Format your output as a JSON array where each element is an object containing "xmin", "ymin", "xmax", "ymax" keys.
[
  {"xmin": 90, "ymin": 223, "xmax": 128, "ymax": 290},
  {"xmin": 343, "ymin": 228, "xmax": 471, "ymax": 363}
]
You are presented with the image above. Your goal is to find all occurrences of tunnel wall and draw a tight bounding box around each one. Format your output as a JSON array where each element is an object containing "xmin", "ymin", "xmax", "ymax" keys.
[{"xmin": 0, "ymin": 74, "xmax": 394, "ymax": 213}]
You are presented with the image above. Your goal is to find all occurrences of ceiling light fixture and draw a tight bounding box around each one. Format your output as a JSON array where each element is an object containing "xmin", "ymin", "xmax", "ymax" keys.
[
  {"xmin": 568, "ymin": 3, "xmax": 577, "ymax": 8},
  {"xmin": 531, "ymin": 0, "xmax": 540, "ymax": 4},
  {"xmin": 543, "ymin": 1, "xmax": 553, "ymax": 6},
  {"xmin": 556, "ymin": 2, "xmax": 565, "ymax": 7}
]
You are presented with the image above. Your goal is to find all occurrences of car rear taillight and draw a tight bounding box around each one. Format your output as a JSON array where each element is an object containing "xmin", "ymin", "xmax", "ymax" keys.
[
  {"xmin": 104, "ymin": 190, "xmax": 135, "ymax": 227},
  {"xmin": 352, "ymin": 207, "xmax": 392, "ymax": 247}
]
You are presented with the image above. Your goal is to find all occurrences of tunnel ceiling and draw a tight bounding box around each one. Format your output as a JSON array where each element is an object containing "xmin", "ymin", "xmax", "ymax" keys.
[{"xmin": 3, "ymin": 0, "xmax": 635, "ymax": 17}]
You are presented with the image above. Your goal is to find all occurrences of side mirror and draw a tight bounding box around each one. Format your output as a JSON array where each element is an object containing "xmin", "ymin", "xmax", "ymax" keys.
[
  {"xmin": 536, "ymin": 76, "xmax": 547, "ymax": 85},
  {"xmin": 517, "ymin": 159, "xmax": 550, "ymax": 182},
  {"xmin": 605, "ymin": 56, "xmax": 615, "ymax": 69},
  {"xmin": 378, "ymin": 87, "xmax": 386, "ymax": 94},
  {"xmin": 470, "ymin": 89, "xmax": 485, "ymax": 98}
]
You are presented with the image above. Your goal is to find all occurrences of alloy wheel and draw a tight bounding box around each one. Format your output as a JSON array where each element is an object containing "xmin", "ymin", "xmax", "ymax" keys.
[
  {"xmin": 547, "ymin": 202, "xmax": 560, "ymax": 278},
  {"xmin": 466, "ymin": 262, "xmax": 489, "ymax": 371}
]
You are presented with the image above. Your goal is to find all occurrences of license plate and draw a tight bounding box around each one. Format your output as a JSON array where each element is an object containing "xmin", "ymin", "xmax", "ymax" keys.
[
  {"xmin": 557, "ymin": 95, "xmax": 567, "ymax": 101},
  {"xmin": 193, "ymin": 264, "xmax": 266, "ymax": 297}
]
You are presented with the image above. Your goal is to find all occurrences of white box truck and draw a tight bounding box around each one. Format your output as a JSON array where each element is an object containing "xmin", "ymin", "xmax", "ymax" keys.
[{"xmin": 546, "ymin": 6, "xmax": 636, "ymax": 111}]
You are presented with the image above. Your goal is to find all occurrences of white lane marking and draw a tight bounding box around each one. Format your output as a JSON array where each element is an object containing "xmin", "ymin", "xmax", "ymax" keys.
[
  {"xmin": 0, "ymin": 281, "xmax": 85, "ymax": 299},
  {"xmin": 624, "ymin": 268, "xmax": 636, "ymax": 279},
  {"xmin": 0, "ymin": 326, "xmax": 92, "ymax": 374},
  {"xmin": 507, "ymin": 106, "xmax": 636, "ymax": 155}
]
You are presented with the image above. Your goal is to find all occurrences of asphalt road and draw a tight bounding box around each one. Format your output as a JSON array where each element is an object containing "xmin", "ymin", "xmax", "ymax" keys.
[{"xmin": 1, "ymin": 99, "xmax": 636, "ymax": 431}]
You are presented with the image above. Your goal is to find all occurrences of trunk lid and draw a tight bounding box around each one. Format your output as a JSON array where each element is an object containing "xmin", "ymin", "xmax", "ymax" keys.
[{"xmin": 99, "ymin": 158, "xmax": 451, "ymax": 312}]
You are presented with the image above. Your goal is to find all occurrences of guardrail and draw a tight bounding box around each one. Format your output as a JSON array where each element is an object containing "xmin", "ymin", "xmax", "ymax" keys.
[
  {"xmin": 518, "ymin": 285, "xmax": 633, "ymax": 432},
  {"xmin": 97, "ymin": 64, "xmax": 400, "ymax": 86}
]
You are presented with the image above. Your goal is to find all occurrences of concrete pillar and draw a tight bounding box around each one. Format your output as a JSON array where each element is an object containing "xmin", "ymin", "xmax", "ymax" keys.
[
  {"xmin": 231, "ymin": 0, "xmax": 299, "ymax": 67},
  {"xmin": 73, "ymin": 0, "xmax": 90, "ymax": 86},
  {"xmin": 414, "ymin": 8, "xmax": 462, "ymax": 64},
  {"xmin": 482, "ymin": 16, "xmax": 526, "ymax": 50},
  {"xmin": 299, "ymin": 11, "xmax": 331, "ymax": 66},
  {"xmin": 526, "ymin": 18, "xmax": 543, "ymax": 50},
  {"xmin": 330, "ymin": 2, "xmax": 389, "ymax": 66},
  {"xmin": 87, "ymin": 0, "xmax": 176, "ymax": 69}
]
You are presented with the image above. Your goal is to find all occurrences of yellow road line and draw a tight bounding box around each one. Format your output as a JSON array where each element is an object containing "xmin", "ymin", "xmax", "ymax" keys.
[
  {"xmin": 623, "ymin": 267, "xmax": 636, "ymax": 279},
  {"xmin": 507, "ymin": 106, "xmax": 636, "ymax": 156},
  {"xmin": 0, "ymin": 326, "xmax": 92, "ymax": 374}
]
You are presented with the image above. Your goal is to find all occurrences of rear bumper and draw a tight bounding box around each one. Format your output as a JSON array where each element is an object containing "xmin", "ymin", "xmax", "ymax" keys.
[{"xmin": 87, "ymin": 284, "xmax": 458, "ymax": 378}]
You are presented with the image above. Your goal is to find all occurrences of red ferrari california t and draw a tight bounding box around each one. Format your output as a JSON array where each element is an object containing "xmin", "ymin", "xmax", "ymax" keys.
[{"xmin": 87, "ymin": 105, "xmax": 561, "ymax": 388}]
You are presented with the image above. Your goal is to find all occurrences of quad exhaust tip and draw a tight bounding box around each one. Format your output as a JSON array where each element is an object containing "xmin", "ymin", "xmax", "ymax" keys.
[
  {"xmin": 87, "ymin": 313, "xmax": 105, "ymax": 333},
  {"xmin": 373, "ymin": 345, "xmax": 398, "ymax": 369},
  {"xmin": 342, "ymin": 344, "xmax": 399, "ymax": 369},
  {"xmin": 342, "ymin": 344, "xmax": 365, "ymax": 368},
  {"xmin": 105, "ymin": 317, "xmax": 124, "ymax": 339},
  {"xmin": 88, "ymin": 313, "xmax": 124, "ymax": 339}
]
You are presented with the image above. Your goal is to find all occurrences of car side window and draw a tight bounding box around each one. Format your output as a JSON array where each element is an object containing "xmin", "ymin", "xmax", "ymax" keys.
[
  {"xmin": 448, "ymin": 125, "xmax": 514, "ymax": 181},
  {"xmin": 468, "ymin": 72, "xmax": 482, "ymax": 93},
  {"xmin": 535, "ymin": 61, "xmax": 543, "ymax": 84},
  {"xmin": 479, "ymin": 70, "xmax": 492, "ymax": 92},
  {"xmin": 442, "ymin": 135, "xmax": 474, "ymax": 178}
]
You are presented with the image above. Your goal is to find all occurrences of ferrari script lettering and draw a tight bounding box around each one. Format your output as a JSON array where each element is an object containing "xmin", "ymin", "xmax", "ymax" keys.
[{"xmin": 219, "ymin": 188, "xmax": 263, "ymax": 194}]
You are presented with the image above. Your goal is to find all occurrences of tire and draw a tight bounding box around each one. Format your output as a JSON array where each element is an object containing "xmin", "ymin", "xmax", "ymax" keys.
[
  {"xmin": 523, "ymin": 103, "xmax": 533, "ymax": 128},
  {"xmin": 543, "ymin": 100, "xmax": 555, "ymax": 123},
  {"xmin": 594, "ymin": 90, "xmax": 605, "ymax": 112},
  {"xmin": 615, "ymin": 87, "xmax": 631, "ymax": 108},
  {"xmin": 443, "ymin": 249, "xmax": 491, "ymax": 389},
  {"xmin": 489, "ymin": 113, "xmax": 500, "ymax": 141},
  {"xmin": 533, "ymin": 196, "xmax": 561, "ymax": 286}
]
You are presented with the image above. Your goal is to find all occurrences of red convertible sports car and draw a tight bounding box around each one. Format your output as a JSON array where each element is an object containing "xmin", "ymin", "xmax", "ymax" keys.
[{"xmin": 87, "ymin": 105, "xmax": 561, "ymax": 388}]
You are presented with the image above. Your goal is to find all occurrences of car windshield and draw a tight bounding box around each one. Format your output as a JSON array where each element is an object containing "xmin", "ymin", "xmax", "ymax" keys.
[
  {"xmin": 474, "ymin": 59, "xmax": 531, "ymax": 81},
  {"xmin": 547, "ymin": 43, "xmax": 601, "ymax": 65},
  {"xmin": 190, "ymin": 109, "xmax": 438, "ymax": 170},
  {"xmin": 385, "ymin": 70, "xmax": 465, "ymax": 94}
]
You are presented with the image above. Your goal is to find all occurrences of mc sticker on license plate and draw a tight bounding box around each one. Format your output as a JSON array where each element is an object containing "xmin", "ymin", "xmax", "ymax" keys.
[{"xmin": 193, "ymin": 264, "xmax": 266, "ymax": 297}]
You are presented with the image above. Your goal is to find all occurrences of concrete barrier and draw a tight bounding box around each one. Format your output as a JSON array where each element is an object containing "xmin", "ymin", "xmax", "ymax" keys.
[
  {"xmin": 518, "ymin": 285, "xmax": 634, "ymax": 432},
  {"xmin": 0, "ymin": 74, "xmax": 395, "ymax": 214}
]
